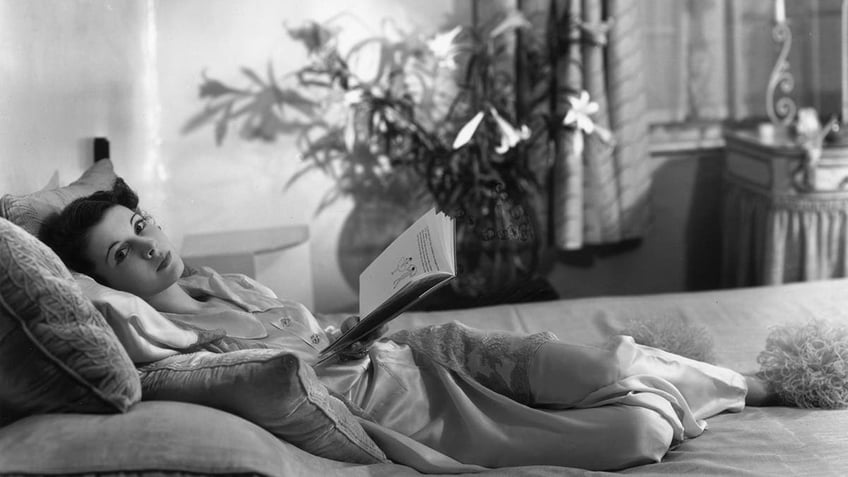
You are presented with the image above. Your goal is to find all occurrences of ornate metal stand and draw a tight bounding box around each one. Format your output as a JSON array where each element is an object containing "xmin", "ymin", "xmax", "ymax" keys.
[{"xmin": 765, "ymin": 21, "xmax": 796, "ymax": 126}]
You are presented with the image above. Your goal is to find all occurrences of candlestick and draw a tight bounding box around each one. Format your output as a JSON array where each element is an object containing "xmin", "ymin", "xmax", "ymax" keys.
[
  {"xmin": 842, "ymin": 0, "xmax": 847, "ymax": 124},
  {"xmin": 766, "ymin": 20, "xmax": 795, "ymax": 126},
  {"xmin": 775, "ymin": 0, "xmax": 786, "ymax": 24}
]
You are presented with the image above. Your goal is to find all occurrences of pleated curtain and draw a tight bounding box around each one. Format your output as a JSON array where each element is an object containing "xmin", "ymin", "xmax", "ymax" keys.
[{"xmin": 551, "ymin": 0, "xmax": 652, "ymax": 250}]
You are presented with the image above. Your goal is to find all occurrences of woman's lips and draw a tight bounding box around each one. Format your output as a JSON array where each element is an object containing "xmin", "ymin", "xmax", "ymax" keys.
[{"xmin": 157, "ymin": 251, "xmax": 172, "ymax": 272}]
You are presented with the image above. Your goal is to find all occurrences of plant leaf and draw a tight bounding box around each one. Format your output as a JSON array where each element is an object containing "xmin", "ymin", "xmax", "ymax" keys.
[
  {"xmin": 345, "ymin": 37, "xmax": 386, "ymax": 84},
  {"xmin": 181, "ymin": 101, "xmax": 233, "ymax": 135},
  {"xmin": 214, "ymin": 102, "xmax": 234, "ymax": 145},
  {"xmin": 266, "ymin": 61, "xmax": 277, "ymax": 87},
  {"xmin": 283, "ymin": 163, "xmax": 318, "ymax": 191},
  {"xmin": 241, "ymin": 67, "xmax": 267, "ymax": 87},
  {"xmin": 489, "ymin": 10, "xmax": 532, "ymax": 39},
  {"xmin": 274, "ymin": 88, "xmax": 315, "ymax": 115},
  {"xmin": 199, "ymin": 78, "xmax": 244, "ymax": 98},
  {"xmin": 314, "ymin": 187, "xmax": 342, "ymax": 216}
]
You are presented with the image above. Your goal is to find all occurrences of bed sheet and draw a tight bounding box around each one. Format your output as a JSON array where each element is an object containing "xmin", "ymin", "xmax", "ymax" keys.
[{"xmin": 360, "ymin": 279, "xmax": 848, "ymax": 476}]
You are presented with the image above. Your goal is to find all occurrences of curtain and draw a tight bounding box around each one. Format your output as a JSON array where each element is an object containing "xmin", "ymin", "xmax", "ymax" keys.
[{"xmin": 550, "ymin": 0, "xmax": 652, "ymax": 250}]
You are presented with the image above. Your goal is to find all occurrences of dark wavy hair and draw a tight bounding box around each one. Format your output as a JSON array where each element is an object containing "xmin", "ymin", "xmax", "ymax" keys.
[{"xmin": 39, "ymin": 178, "xmax": 141, "ymax": 280}]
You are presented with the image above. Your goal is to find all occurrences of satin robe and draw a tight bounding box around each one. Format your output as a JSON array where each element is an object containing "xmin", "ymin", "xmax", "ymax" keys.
[{"xmin": 173, "ymin": 268, "xmax": 748, "ymax": 472}]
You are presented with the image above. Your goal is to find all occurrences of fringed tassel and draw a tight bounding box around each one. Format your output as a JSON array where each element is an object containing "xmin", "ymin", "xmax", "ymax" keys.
[{"xmin": 756, "ymin": 320, "xmax": 848, "ymax": 409}]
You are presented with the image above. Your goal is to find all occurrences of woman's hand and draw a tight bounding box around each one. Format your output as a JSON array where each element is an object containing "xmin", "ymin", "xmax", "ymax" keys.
[{"xmin": 337, "ymin": 315, "xmax": 388, "ymax": 361}]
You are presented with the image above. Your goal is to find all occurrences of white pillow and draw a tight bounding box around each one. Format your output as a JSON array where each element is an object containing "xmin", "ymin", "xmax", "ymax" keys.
[{"xmin": 74, "ymin": 273, "xmax": 200, "ymax": 364}]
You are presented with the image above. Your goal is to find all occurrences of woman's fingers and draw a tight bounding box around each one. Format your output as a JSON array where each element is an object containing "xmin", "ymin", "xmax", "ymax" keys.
[
  {"xmin": 363, "ymin": 324, "xmax": 388, "ymax": 343},
  {"xmin": 341, "ymin": 315, "xmax": 360, "ymax": 333},
  {"xmin": 338, "ymin": 341, "xmax": 368, "ymax": 361}
]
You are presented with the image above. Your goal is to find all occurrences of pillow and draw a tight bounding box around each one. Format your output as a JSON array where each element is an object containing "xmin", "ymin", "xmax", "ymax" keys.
[
  {"xmin": 0, "ymin": 159, "xmax": 117, "ymax": 236},
  {"xmin": 0, "ymin": 217, "xmax": 141, "ymax": 425},
  {"xmin": 73, "ymin": 273, "xmax": 264, "ymax": 363},
  {"xmin": 74, "ymin": 273, "xmax": 200, "ymax": 363},
  {"xmin": 138, "ymin": 349, "xmax": 389, "ymax": 465}
]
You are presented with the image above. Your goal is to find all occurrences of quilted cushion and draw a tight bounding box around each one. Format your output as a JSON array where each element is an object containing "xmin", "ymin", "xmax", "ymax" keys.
[
  {"xmin": 138, "ymin": 349, "xmax": 388, "ymax": 464},
  {"xmin": 0, "ymin": 217, "xmax": 141, "ymax": 425},
  {"xmin": 0, "ymin": 159, "xmax": 117, "ymax": 236}
]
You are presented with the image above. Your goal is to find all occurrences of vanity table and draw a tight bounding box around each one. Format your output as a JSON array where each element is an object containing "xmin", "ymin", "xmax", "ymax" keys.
[{"xmin": 721, "ymin": 128, "xmax": 848, "ymax": 287}]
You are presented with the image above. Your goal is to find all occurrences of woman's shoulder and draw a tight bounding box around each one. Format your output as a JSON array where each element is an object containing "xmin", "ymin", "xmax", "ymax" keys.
[
  {"xmin": 181, "ymin": 266, "xmax": 278, "ymax": 299},
  {"xmin": 225, "ymin": 273, "xmax": 279, "ymax": 299}
]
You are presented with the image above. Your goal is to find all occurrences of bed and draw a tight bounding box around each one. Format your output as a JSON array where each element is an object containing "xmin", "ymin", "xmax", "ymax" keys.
[{"xmin": 2, "ymin": 161, "xmax": 847, "ymax": 476}]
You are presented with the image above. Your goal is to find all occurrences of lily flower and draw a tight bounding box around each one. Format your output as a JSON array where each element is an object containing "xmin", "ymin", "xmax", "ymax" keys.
[
  {"xmin": 285, "ymin": 21, "xmax": 336, "ymax": 57},
  {"xmin": 489, "ymin": 9, "xmax": 532, "ymax": 39},
  {"xmin": 427, "ymin": 26, "xmax": 463, "ymax": 70},
  {"xmin": 452, "ymin": 111, "xmax": 485, "ymax": 149},
  {"xmin": 490, "ymin": 107, "xmax": 530, "ymax": 154},
  {"xmin": 343, "ymin": 88, "xmax": 365, "ymax": 106},
  {"xmin": 374, "ymin": 154, "xmax": 392, "ymax": 177},
  {"xmin": 452, "ymin": 108, "xmax": 530, "ymax": 153},
  {"xmin": 563, "ymin": 90, "xmax": 612, "ymax": 143}
]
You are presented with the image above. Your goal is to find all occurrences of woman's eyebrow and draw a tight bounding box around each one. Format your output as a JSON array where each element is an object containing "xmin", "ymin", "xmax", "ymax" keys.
[
  {"xmin": 105, "ymin": 242, "xmax": 117, "ymax": 264},
  {"xmin": 104, "ymin": 212, "xmax": 140, "ymax": 264}
]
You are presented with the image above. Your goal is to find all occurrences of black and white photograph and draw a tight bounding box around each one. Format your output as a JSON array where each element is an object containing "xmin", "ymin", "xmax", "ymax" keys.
[{"xmin": 1, "ymin": 1, "xmax": 847, "ymax": 475}]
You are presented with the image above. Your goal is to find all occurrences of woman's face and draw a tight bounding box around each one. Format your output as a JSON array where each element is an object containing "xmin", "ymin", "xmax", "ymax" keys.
[{"xmin": 85, "ymin": 205, "xmax": 184, "ymax": 298}]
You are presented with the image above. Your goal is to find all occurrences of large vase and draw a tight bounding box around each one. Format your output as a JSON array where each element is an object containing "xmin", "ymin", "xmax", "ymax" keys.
[
  {"xmin": 450, "ymin": 192, "xmax": 540, "ymax": 299},
  {"xmin": 337, "ymin": 191, "xmax": 542, "ymax": 307},
  {"xmin": 337, "ymin": 198, "xmax": 431, "ymax": 293}
]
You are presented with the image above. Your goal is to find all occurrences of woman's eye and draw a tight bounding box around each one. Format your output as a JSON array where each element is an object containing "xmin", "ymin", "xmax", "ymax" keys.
[
  {"xmin": 134, "ymin": 219, "xmax": 147, "ymax": 234},
  {"xmin": 115, "ymin": 247, "xmax": 128, "ymax": 264}
]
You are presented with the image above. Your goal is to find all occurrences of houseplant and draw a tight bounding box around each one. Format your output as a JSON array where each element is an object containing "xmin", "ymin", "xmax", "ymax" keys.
[{"xmin": 183, "ymin": 5, "xmax": 600, "ymax": 301}]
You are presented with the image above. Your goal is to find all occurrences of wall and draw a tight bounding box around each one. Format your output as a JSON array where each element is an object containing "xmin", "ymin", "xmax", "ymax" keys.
[
  {"xmin": 0, "ymin": 1, "xmax": 837, "ymax": 309},
  {"xmin": 0, "ymin": 0, "xmax": 156, "ymax": 199},
  {"xmin": 0, "ymin": 0, "xmax": 461, "ymax": 314},
  {"xmin": 153, "ymin": 0, "xmax": 457, "ymax": 313}
]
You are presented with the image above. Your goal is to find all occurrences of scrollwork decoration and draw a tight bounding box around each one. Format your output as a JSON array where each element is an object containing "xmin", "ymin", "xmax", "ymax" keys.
[{"xmin": 766, "ymin": 22, "xmax": 796, "ymax": 126}]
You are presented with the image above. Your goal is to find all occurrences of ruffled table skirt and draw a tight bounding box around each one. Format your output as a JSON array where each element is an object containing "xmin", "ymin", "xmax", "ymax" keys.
[{"xmin": 721, "ymin": 178, "xmax": 848, "ymax": 287}]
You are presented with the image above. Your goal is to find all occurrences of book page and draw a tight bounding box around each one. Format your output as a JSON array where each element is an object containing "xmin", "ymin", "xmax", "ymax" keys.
[
  {"xmin": 358, "ymin": 208, "xmax": 454, "ymax": 317},
  {"xmin": 316, "ymin": 208, "xmax": 455, "ymax": 365}
]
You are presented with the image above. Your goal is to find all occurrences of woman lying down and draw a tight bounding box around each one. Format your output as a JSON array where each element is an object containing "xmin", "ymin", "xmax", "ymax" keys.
[{"xmin": 39, "ymin": 179, "xmax": 789, "ymax": 472}]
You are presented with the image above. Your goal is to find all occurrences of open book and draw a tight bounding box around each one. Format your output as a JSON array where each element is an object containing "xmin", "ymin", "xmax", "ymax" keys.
[{"xmin": 317, "ymin": 207, "xmax": 456, "ymax": 365}]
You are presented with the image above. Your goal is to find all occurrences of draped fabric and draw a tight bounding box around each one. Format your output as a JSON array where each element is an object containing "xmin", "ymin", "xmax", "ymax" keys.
[
  {"xmin": 721, "ymin": 180, "xmax": 848, "ymax": 287},
  {"xmin": 551, "ymin": 0, "xmax": 652, "ymax": 249}
]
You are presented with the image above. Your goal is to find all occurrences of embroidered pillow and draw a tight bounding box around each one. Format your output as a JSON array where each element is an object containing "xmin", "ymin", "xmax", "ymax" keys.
[
  {"xmin": 138, "ymin": 349, "xmax": 388, "ymax": 464},
  {"xmin": 0, "ymin": 159, "xmax": 117, "ymax": 236},
  {"xmin": 0, "ymin": 217, "xmax": 141, "ymax": 425}
]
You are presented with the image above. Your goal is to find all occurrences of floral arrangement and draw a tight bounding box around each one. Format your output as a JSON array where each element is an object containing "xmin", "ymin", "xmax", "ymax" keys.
[
  {"xmin": 184, "ymin": 6, "xmax": 609, "ymax": 297},
  {"xmin": 790, "ymin": 107, "xmax": 839, "ymax": 192},
  {"xmin": 186, "ymin": 10, "xmax": 554, "ymax": 218}
]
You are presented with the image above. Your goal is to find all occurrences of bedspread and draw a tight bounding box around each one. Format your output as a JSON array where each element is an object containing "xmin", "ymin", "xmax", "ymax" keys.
[
  {"xmin": 385, "ymin": 279, "xmax": 848, "ymax": 476},
  {"xmin": 4, "ymin": 279, "xmax": 848, "ymax": 476}
]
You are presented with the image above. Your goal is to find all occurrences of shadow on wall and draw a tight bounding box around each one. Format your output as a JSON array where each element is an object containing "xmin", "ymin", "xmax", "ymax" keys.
[
  {"xmin": 545, "ymin": 151, "xmax": 726, "ymax": 299},
  {"xmin": 683, "ymin": 150, "xmax": 726, "ymax": 291}
]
